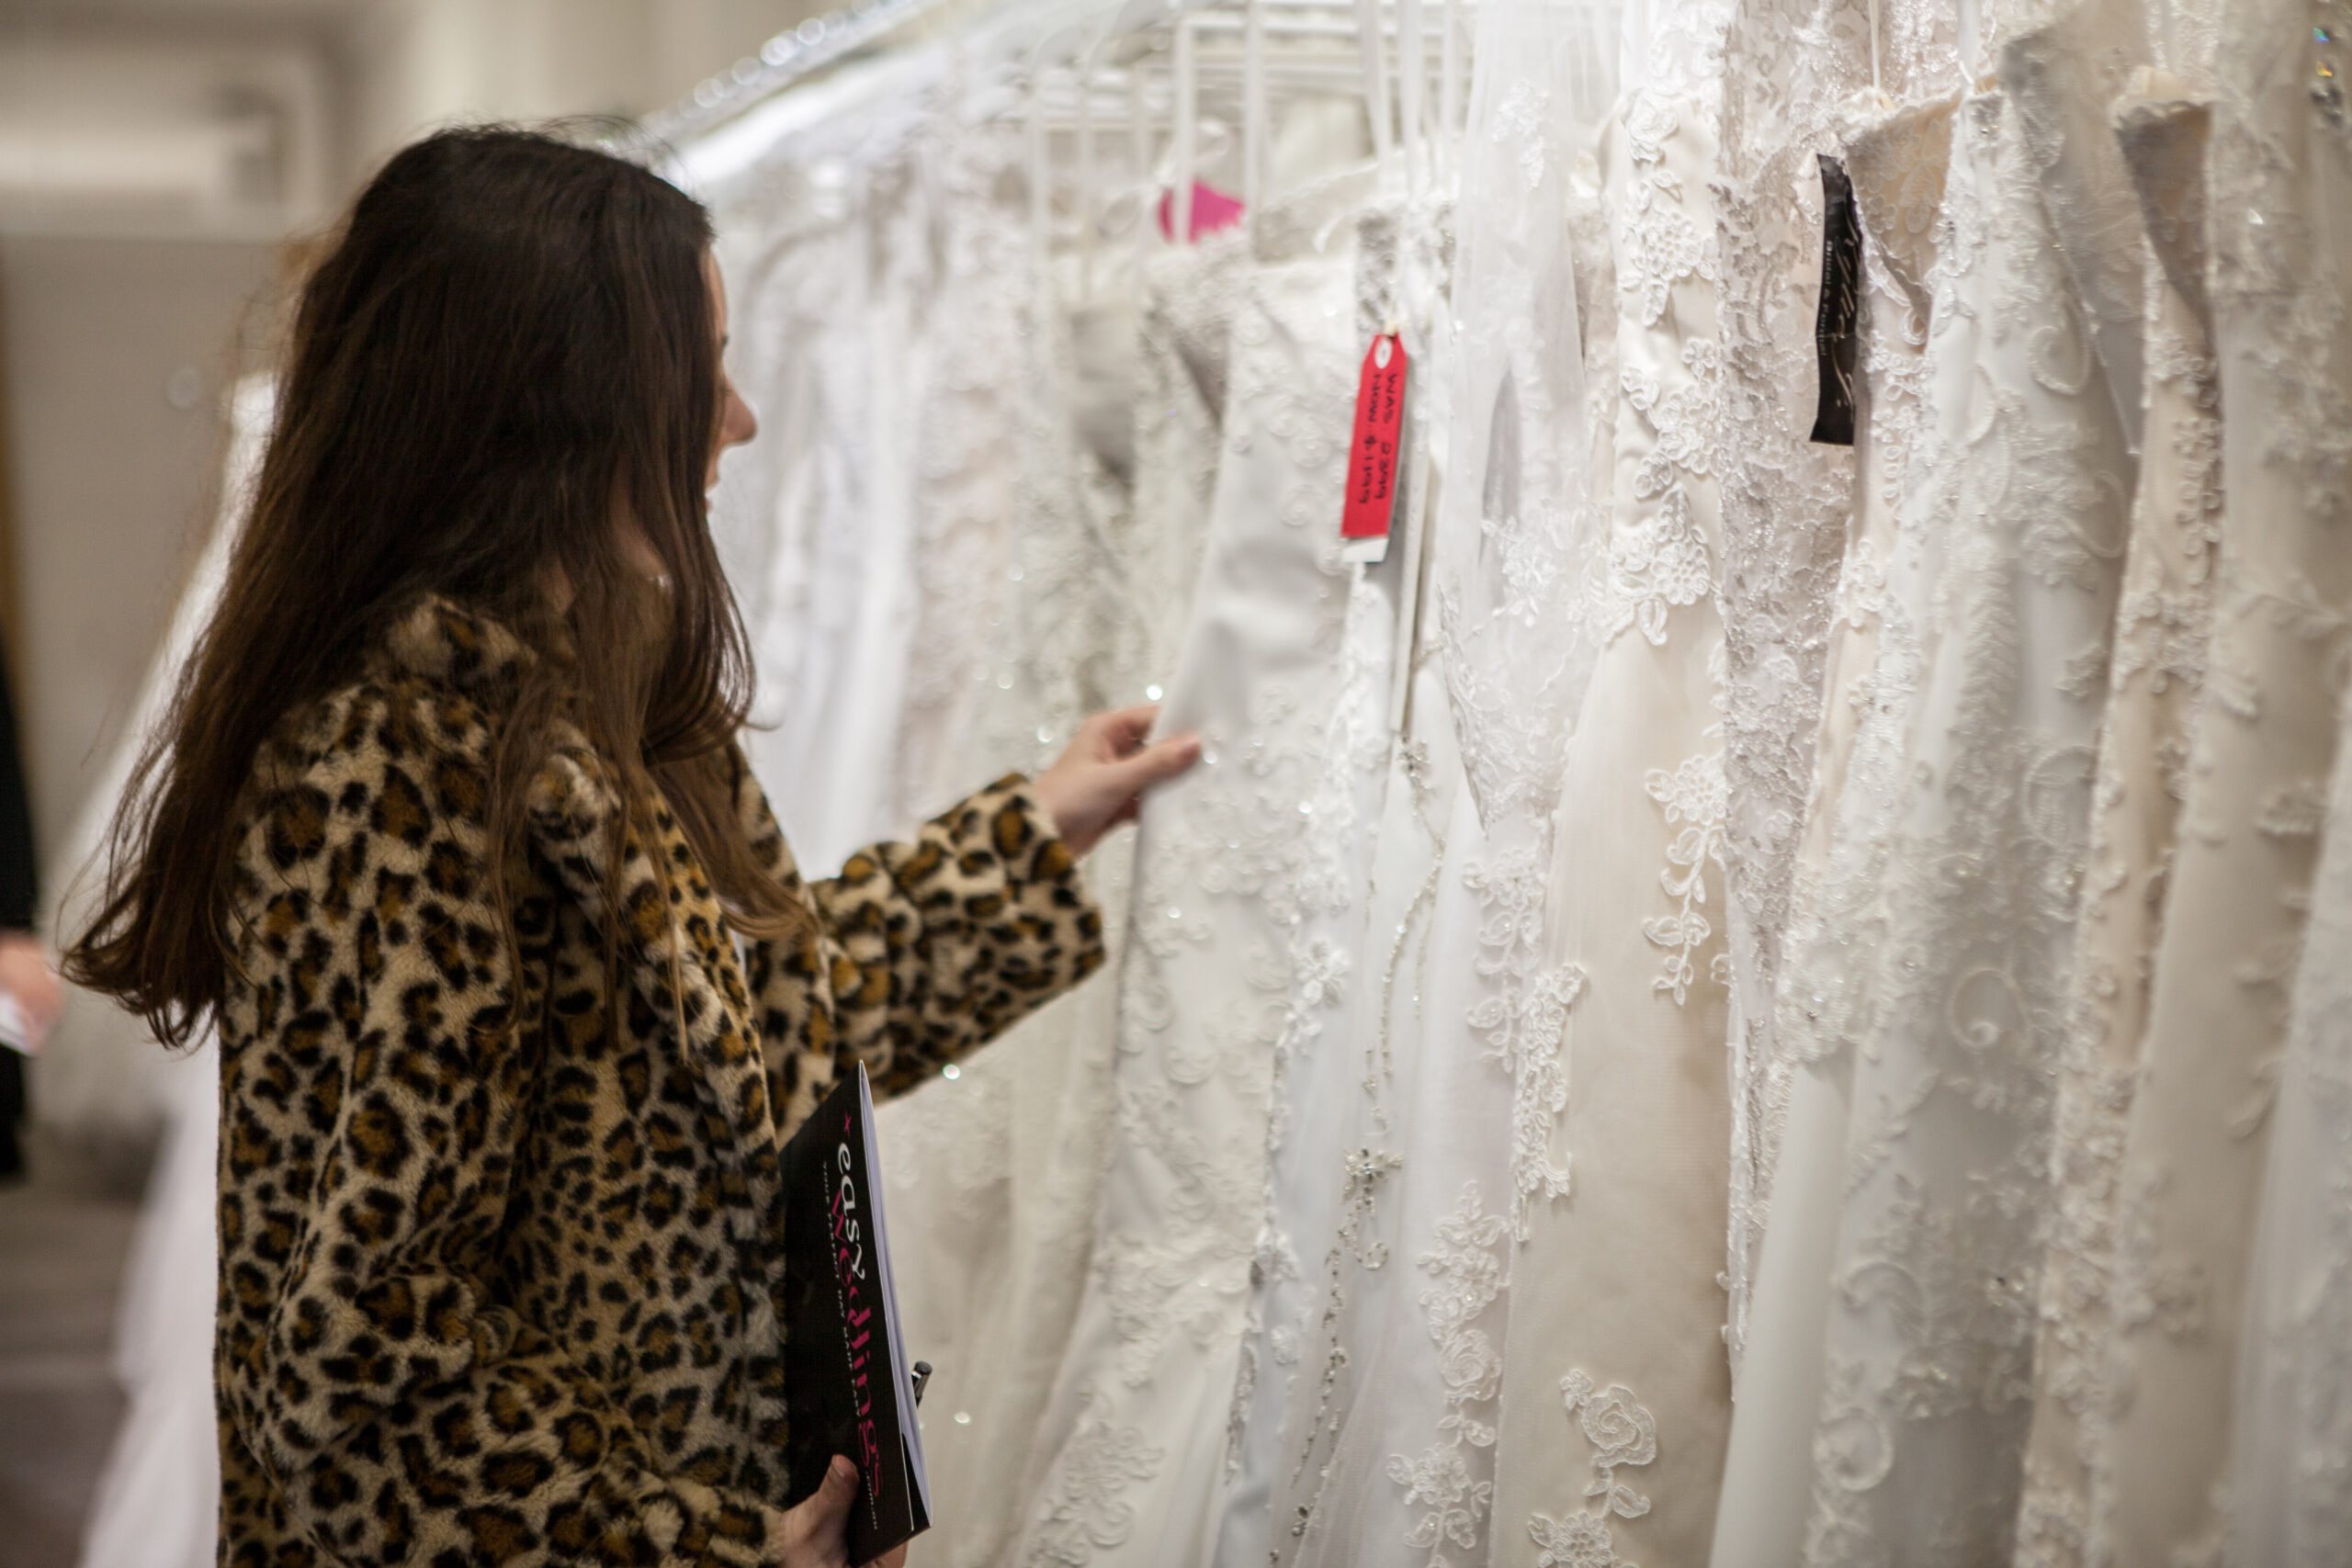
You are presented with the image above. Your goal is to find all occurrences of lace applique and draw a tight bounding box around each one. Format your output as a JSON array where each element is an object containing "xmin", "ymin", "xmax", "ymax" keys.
[
  {"xmin": 1023, "ymin": 1387, "xmax": 1166, "ymax": 1565},
  {"xmin": 1464, "ymin": 852, "xmax": 1585, "ymax": 1235},
  {"xmin": 1528, "ymin": 1372, "xmax": 1661, "ymax": 1568},
  {"xmin": 1387, "ymin": 1183, "xmax": 1511, "ymax": 1564},
  {"xmin": 1619, "ymin": 96, "xmax": 1720, "ymax": 329},
  {"xmin": 1607, "ymin": 489, "xmax": 1715, "ymax": 648},
  {"xmin": 1644, "ymin": 752, "xmax": 1733, "ymax": 1005},
  {"xmin": 1494, "ymin": 79, "xmax": 1554, "ymax": 190}
]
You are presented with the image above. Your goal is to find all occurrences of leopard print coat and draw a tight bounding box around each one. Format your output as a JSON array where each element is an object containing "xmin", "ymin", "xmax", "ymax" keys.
[{"xmin": 213, "ymin": 598, "xmax": 1103, "ymax": 1568}]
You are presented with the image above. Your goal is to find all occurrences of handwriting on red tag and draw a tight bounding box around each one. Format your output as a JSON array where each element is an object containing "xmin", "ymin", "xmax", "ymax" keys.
[{"xmin": 1341, "ymin": 333, "xmax": 1408, "ymax": 563}]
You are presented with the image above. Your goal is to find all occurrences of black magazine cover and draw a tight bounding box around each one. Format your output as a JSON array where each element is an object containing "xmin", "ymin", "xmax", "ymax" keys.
[{"xmin": 776, "ymin": 1064, "xmax": 932, "ymax": 1560}]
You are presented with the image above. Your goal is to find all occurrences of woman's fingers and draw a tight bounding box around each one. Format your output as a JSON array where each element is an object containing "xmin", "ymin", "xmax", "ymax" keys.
[
  {"xmin": 1034, "ymin": 710, "xmax": 1196, "ymax": 856},
  {"xmin": 1092, "ymin": 703, "xmax": 1159, "ymax": 756},
  {"xmin": 1111, "ymin": 732, "xmax": 1201, "ymax": 795},
  {"xmin": 775, "ymin": 1457, "xmax": 857, "ymax": 1567}
]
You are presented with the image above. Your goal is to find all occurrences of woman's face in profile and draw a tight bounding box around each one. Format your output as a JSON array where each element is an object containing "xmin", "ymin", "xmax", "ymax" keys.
[
  {"xmin": 617, "ymin": 254, "xmax": 757, "ymax": 585},
  {"xmin": 707, "ymin": 252, "xmax": 758, "ymax": 490}
]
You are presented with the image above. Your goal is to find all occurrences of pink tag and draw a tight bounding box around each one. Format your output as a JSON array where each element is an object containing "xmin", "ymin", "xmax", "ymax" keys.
[
  {"xmin": 1156, "ymin": 181, "xmax": 1247, "ymax": 243},
  {"xmin": 1341, "ymin": 333, "xmax": 1408, "ymax": 562}
]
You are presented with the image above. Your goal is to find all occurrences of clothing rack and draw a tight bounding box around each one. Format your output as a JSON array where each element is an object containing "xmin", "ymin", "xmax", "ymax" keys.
[
  {"xmin": 641, "ymin": 0, "xmax": 977, "ymax": 147},
  {"xmin": 643, "ymin": 0, "xmax": 1465, "ymax": 154}
]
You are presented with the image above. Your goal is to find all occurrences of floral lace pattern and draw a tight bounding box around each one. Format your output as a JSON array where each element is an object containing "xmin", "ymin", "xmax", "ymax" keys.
[
  {"xmin": 1711, "ymin": 0, "xmax": 1964, "ymax": 1371},
  {"xmin": 1022, "ymin": 1387, "xmax": 1166, "ymax": 1566},
  {"xmin": 1528, "ymin": 1372, "xmax": 1662, "ymax": 1568},
  {"xmin": 1645, "ymin": 750, "xmax": 1733, "ymax": 1005},
  {"xmin": 2084, "ymin": 0, "xmax": 2352, "ymax": 1547},
  {"xmin": 1387, "ymin": 1184, "xmax": 1512, "ymax": 1564},
  {"xmin": 2012, "ymin": 84, "xmax": 2224, "ymax": 1568},
  {"xmin": 1489, "ymin": 55, "xmax": 1737, "ymax": 1568},
  {"xmin": 1433, "ymin": 0, "xmax": 1607, "ymax": 852},
  {"xmin": 1464, "ymin": 851, "xmax": 1585, "ymax": 1235},
  {"xmin": 1797, "ymin": 85, "xmax": 2132, "ymax": 1564}
]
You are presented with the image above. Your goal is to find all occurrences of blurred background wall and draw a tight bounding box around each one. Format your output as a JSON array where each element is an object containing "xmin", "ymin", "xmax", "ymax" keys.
[
  {"xmin": 0, "ymin": 0, "xmax": 828, "ymax": 886},
  {"xmin": 0, "ymin": 7, "xmax": 826, "ymax": 1563}
]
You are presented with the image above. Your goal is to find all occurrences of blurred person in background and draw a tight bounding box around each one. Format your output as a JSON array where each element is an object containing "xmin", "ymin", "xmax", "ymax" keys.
[{"xmin": 0, "ymin": 638, "xmax": 66, "ymax": 1179}]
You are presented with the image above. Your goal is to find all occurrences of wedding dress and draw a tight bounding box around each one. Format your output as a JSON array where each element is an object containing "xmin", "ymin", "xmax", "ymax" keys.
[
  {"xmin": 2232, "ymin": 724, "xmax": 2352, "ymax": 1564},
  {"xmin": 1248, "ymin": 7, "xmax": 1647, "ymax": 1563},
  {"xmin": 888, "ymin": 118, "xmax": 1031, "ymax": 830},
  {"xmin": 1709, "ymin": 0, "xmax": 1962, "ymax": 1357},
  {"xmin": 1210, "ymin": 190, "xmax": 1429, "ymax": 1568},
  {"xmin": 1797, "ymin": 74, "xmax": 2134, "ymax": 1562},
  {"xmin": 1486, "ymin": 5, "xmax": 1746, "ymax": 1557},
  {"xmin": 1011, "ymin": 168, "xmax": 1371, "ymax": 1568},
  {"xmin": 1708, "ymin": 0, "xmax": 1868, "ymax": 1342},
  {"xmin": 2217, "ymin": 18, "xmax": 2352, "ymax": 1564},
  {"xmin": 1243, "ymin": 205, "xmax": 1486, "ymax": 1568},
  {"xmin": 711, "ymin": 84, "xmax": 943, "ymax": 874},
  {"xmin": 2083, "ymin": 0, "xmax": 2352, "ymax": 1545},
  {"xmin": 1706, "ymin": 83, "xmax": 1958, "ymax": 1568},
  {"xmin": 878, "ymin": 117, "xmax": 1168, "ymax": 1568},
  {"xmin": 2010, "ymin": 58, "xmax": 2225, "ymax": 1567}
]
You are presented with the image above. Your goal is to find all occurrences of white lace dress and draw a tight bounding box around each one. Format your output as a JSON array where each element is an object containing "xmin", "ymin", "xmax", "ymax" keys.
[
  {"xmin": 2010, "ymin": 61, "xmax": 2225, "ymax": 1567},
  {"xmin": 1255, "ymin": 0, "xmax": 1637, "ymax": 1556},
  {"xmin": 1709, "ymin": 0, "xmax": 1962, "ymax": 1357},
  {"xmin": 2232, "ymin": 724, "xmax": 2352, "ymax": 1565},
  {"xmin": 2084, "ymin": 0, "xmax": 2352, "ymax": 1550},
  {"xmin": 876, "ymin": 136, "xmax": 1167, "ymax": 1568},
  {"xmin": 1795, "ymin": 81, "xmax": 2134, "ymax": 1563},
  {"xmin": 2220, "ymin": 17, "xmax": 2352, "ymax": 1563},
  {"xmin": 887, "ymin": 119, "xmax": 1030, "ymax": 831},
  {"xmin": 1010, "ymin": 185, "xmax": 1367, "ymax": 1568},
  {"xmin": 1485, "ymin": 46, "xmax": 1742, "ymax": 1565},
  {"xmin": 1706, "ymin": 85, "xmax": 1957, "ymax": 1568}
]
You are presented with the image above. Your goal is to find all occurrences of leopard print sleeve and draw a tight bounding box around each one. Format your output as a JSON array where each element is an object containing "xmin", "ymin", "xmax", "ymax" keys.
[
  {"xmin": 214, "ymin": 682, "xmax": 774, "ymax": 1568},
  {"xmin": 730, "ymin": 752, "xmax": 1106, "ymax": 1123}
]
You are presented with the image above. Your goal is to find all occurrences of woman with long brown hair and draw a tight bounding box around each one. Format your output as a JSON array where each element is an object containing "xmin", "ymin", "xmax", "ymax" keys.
[{"xmin": 64, "ymin": 127, "xmax": 1194, "ymax": 1568}]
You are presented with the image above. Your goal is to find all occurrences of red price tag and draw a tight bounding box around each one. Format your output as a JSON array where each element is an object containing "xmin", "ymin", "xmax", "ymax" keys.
[{"xmin": 1341, "ymin": 333, "xmax": 1408, "ymax": 563}]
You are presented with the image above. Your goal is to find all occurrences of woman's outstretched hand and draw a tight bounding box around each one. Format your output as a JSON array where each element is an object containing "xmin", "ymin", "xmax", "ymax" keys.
[
  {"xmin": 766, "ymin": 1458, "xmax": 907, "ymax": 1568},
  {"xmin": 1031, "ymin": 704, "xmax": 1202, "ymax": 857}
]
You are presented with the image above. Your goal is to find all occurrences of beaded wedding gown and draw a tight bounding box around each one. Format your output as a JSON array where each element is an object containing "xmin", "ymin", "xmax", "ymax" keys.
[
  {"xmin": 1245, "ymin": 6, "xmax": 1631, "ymax": 1562},
  {"xmin": 1208, "ymin": 190, "xmax": 1430, "ymax": 1568}
]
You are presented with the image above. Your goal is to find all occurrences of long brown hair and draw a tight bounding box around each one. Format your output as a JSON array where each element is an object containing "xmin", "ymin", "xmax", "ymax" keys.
[{"xmin": 67, "ymin": 125, "xmax": 806, "ymax": 1049}]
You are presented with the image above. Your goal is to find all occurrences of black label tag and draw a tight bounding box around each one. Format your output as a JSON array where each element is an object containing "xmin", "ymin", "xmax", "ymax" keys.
[{"xmin": 1810, "ymin": 153, "xmax": 1862, "ymax": 446}]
